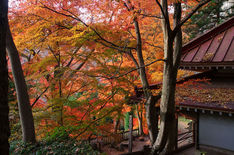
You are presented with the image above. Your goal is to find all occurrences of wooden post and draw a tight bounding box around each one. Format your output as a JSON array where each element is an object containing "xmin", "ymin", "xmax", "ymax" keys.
[
  {"xmin": 128, "ymin": 114, "xmax": 133, "ymax": 153},
  {"xmin": 175, "ymin": 113, "xmax": 178, "ymax": 150},
  {"xmin": 195, "ymin": 113, "xmax": 200, "ymax": 149},
  {"xmin": 192, "ymin": 120, "xmax": 195, "ymax": 144}
]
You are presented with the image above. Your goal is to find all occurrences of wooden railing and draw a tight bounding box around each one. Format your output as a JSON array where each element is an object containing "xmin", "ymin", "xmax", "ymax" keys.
[
  {"xmin": 120, "ymin": 129, "xmax": 139, "ymax": 140},
  {"xmin": 101, "ymin": 129, "xmax": 140, "ymax": 145},
  {"xmin": 83, "ymin": 128, "xmax": 140, "ymax": 146}
]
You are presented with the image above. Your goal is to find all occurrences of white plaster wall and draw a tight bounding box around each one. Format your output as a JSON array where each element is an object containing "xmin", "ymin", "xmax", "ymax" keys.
[{"xmin": 199, "ymin": 113, "xmax": 234, "ymax": 151}]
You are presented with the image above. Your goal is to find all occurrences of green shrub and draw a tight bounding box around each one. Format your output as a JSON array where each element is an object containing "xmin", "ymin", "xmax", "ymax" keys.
[
  {"xmin": 44, "ymin": 126, "xmax": 70, "ymax": 143},
  {"xmin": 10, "ymin": 127, "xmax": 100, "ymax": 155}
]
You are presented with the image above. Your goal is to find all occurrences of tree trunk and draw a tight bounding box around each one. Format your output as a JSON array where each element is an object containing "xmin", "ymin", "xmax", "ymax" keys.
[
  {"xmin": 51, "ymin": 57, "xmax": 63, "ymax": 126},
  {"xmin": 0, "ymin": 0, "xmax": 10, "ymax": 154},
  {"xmin": 151, "ymin": 2, "xmax": 182, "ymax": 154},
  {"xmin": 151, "ymin": 38, "xmax": 177, "ymax": 155},
  {"xmin": 128, "ymin": 114, "xmax": 133, "ymax": 153},
  {"xmin": 114, "ymin": 119, "xmax": 120, "ymax": 133},
  {"xmin": 114, "ymin": 116, "xmax": 120, "ymax": 133},
  {"xmin": 6, "ymin": 22, "xmax": 36, "ymax": 143},
  {"xmin": 136, "ymin": 104, "xmax": 144, "ymax": 136},
  {"xmin": 145, "ymin": 96, "xmax": 159, "ymax": 144},
  {"xmin": 58, "ymin": 77, "xmax": 63, "ymax": 126},
  {"xmin": 55, "ymin": 52, "xmax": 64, "ymax": 126},
  {"xmin": 215, "ymin": 0, "xmax": 220, "ymax": 26},
  {"xmin": 133, "ymin": 18, "xmax": 159, "ymax": 144}
]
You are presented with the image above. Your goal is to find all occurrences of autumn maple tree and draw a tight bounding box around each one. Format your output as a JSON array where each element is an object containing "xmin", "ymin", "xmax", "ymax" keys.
[
  {"xmin": 36, "ymin": 1, "xmax": 212, "ymax": 154},
  {"xmin": 9, "ymin": 0, "xmax": 137, "ymax": 142},
  {"xmin": 5, "ymin": 0, "xmax": 218, "ymax": 154}
]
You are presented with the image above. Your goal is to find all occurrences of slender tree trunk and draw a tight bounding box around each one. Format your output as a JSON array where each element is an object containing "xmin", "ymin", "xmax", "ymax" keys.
[
  {"xmin": 114, "ymin": 108, "xmax": 121, "ymax": 133},
  {"xmin": 128, "ymin": 114, "xmax": 133, "ymax": 153},
  {"xmin": 114, "ymin": 118, "xmax": 120, "ymax": 133},
  {"xmin": 51, "ymin": 50, "xmax": 64, "ymax": 126},
  {"xmin": 52, "ymin": 66, "xmax": 63, "ymax": 126},
  {"xmin": 58, "ymin": 78, "xmax": 63, "ymax": 126},
  {"xmin": 133, "ymin": 18, "xmax": 159, "ymax": 144},
  {"xmin": 6, "ymin": 23, "xmax": 36, "ymax": 143},
  {"xmin": 136, "ymin": 104, "xmax": 144, "ymax": 136},
  {"xmin": 0, "ymin": 0, "xmax": 10, "ymax": 154},
  {"xmin": 151, "ymin": 2, "xmax": 182, "ymax": 154},
  {"xmin": 145, "ymin": 96, "xmax": 159, "ymax": 143},
  {"xmin": 215, "ymin": 0, "xmax": 220, "ymax": 26},
  {"xmin": 151, "ymin": 34, "xmax": 176, "ymax": 155}
]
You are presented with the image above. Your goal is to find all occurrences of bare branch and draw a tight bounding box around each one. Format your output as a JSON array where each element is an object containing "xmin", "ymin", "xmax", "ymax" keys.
[
  {"xmin": 76, "ymin": 50, "xmax": 94, "ymax": 70},
  {"xmin": 173, "ymin": 0, "xmax": 211, "ymax": 32},
  {"xmin": 114, "ymin": 58, "xmax": 165, "ymax": 79},
  {"xmin": 128, "ymin": 51, "xmax": 139, "ymax": 69},
  {"xmin": 68, "ymin": 49, "xmax": 94, "ymax": 78},
  {"xmin": 127, "ymin": 29, "xmax": 163, "ymax": 50},
  {"xmin": 99, "ymin": 91, "xmax": 118, "ymax": 110},
  {"xmin": 66, "ymin": 84, "xmax": 87, "ymax": 99},
  {"xmin": 87, "ymin": 58, "xmax": 165, "ymax": 79},
  {"xmin": 48, "ymin": 46, "xmax": 59, "ymax": 63},
  {"xmin": 144, "ymin": 42, "xmax": 163, "ymax": 50},
  {"xmin": 41, "ymin": 4, "xmax": 135, "ymax": 52},
  {"xmin": 65, "ymin": 46, "xmax": 82, "ymax": 67},
  {"xmin": 155, "ymin": 0, "xmax": 170, "ymax": 28},
  {"xmin": 96, "ymin": 40, "xmax": 130, "ymax": 54},
  {"xmin": 31, "ymin": 86, "xmax": 49, "ymax": 108},
  {"xmin": 73, "ymin": 108, "xmax": 116, "ymax": 139},
  {"xmin": 75, "ymin": 60, "xmax": 86, "ymax": 71},
  {"xmin": 140, "ymin": 13, "xmax": 162, "ymax": 19}
]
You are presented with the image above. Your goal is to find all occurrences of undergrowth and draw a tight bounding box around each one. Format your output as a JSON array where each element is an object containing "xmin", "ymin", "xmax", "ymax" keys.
[{"xmin": 10, "ymin": 127, "xmax": 101, "ymax": 155}]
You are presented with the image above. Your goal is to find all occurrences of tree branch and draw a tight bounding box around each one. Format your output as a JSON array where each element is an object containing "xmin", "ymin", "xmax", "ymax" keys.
[
  {"xmin": 96, "ymin": 40, "xmax": 130, "ymax": 54},
  {"xmin": 48, "ymin": 46, "xmax": 59, "ymax": 63},
  {"xmin": 73, "ymin": 108, "xmax": 116, "ymax": 139},
  {"xmin": 31, "ymin": 86, "xmax": 49, "ymax": 108},
  {"xmin": 113, "ymin": 58, "xmax": 165, "ymax": 79},
  {"xmin": 155, "ymin": 0, "xmax": 170, "ymax": 28},
  {"xmin": 140, "ymin": 13, "xmax": 162, "ymax": 19},
  {"xmin": 128, "ymin": 51, "xmax": 140, "ymax": 71},
  {"xmin": 41, "ymin": 4, "xmax": 135, "ymax": 51},
  {"xmin": 87, "ymin": 58, "xmax": 165, "ymax": 79},
  {"xmin": 173, "ymin": 0, "xmax": 211, "ymax": 32},
  {"xmin": 68, "ymin": 50, "xmax": 94, "ymax": 78},
  {"xmin": 65, "ymin": 46, "xmax": 82, "ymax": 67}
]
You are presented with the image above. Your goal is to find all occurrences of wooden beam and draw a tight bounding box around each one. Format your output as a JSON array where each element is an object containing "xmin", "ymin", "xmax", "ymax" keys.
[
  {"xmin": 128, "ymin": 114, "xmax": 133, "ymax": 153},
  {"xmin": 195, "ymin": 113, "xmax": 200, "ymax": 149},
  {"xmin": 175, "ymin": 114, "xmax": 178, "ymax": 150}
]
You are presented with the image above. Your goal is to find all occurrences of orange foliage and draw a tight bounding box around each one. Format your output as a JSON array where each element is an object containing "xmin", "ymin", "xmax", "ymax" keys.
[{"xmin": 9, "ymin": 0, "xmax": 205, "ymax": 140}]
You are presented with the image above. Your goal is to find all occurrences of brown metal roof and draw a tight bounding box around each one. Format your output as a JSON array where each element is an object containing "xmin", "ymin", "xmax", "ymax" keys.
[{"xmin": 180, "ymin": 17, "xmax": 234, "ymax": 70}]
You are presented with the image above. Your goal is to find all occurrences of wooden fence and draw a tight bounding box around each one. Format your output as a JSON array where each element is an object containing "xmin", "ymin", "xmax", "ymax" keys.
[
  {"xmin": 101, "ymin": 129, "xmax": 140, "ymax": 145},
  {"xmin": 83, "ymin": 128, "xmax": 140, "ymax": 145}
]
